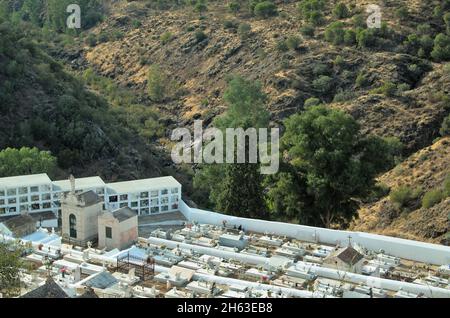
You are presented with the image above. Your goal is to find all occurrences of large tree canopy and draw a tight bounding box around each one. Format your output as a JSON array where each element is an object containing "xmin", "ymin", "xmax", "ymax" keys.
[
  {"xmin": 0, "ymin": 147, "xmax": 57, "ymax": 177},
  {"xmin": 269, "ymin": 105, "xmax": 401, "ymax": 228}
]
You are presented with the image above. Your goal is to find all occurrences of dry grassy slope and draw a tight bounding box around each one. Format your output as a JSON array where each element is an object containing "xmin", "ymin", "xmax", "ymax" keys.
[
  {"xmin": 78, "ymin": 0, "xmax": 449, "ymax": 153},
  {"xmin": 350, "ymin": 137, "xmax": 450, "ymax": 244}
]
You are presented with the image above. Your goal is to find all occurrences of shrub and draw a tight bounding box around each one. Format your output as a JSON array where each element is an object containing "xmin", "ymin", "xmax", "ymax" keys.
[
  {"xmin": 325, "ymin": 22, "xmax": 345, "ymax": 45},
  {"xmin": 238, "ymin": 23, "xmax": 252, "ymax": 40},
  {"xmin": 344, "ymin": 29, "xmax": 357, "ymax": 45},
  {"xmin": 97, "ymin": 32, "xmax": 109, "ymax": 43},
  {"xmin": 390, "ymin": 185, "xmax": 418, "ymax": 208},
  {"xmin": 147, "ymin": 64, "xmax": 168, "ymax": 102},
  {"xmin": 276, "ymin": 39, "xmax": 289, "ymax": 52},
  {"xmin": 194, "ymin": 2, "xmax": 208, "ymax": 13},
  {"xmin": 422, "ymin": 189, "xmax": 444, "ymax": 208},
  {"xmin": 333, "ymin": 89, "xmax": 355, "ymax": 102},
  {"xmin": 160, "ymin": 32, "xmax": 173, "ymax": 45},
  {"xmin": 304, "ymin": 97, "xmax": 321, "ymax": 108},
  {"xmin": 395, "ymin": 6, "xmax": 409, "ymax": 21},
  {"xmin": 370, "ymin": 81, "xmax": 397, "ymax": 96},
  {"xmin": 357, "ymin": 29, "xmax": 377, "ymax": 48},
  {"xmin": 194, "ymin": 30, "xmax": 207, "ymax": 43},
  {"xmin": 298, "ymin": 0, "xmax": 326, "ymax": 26},
  {"xmin": 443, "ymin": 175, "xmax": 450, "ymax": 197},
  {"xmin": 431, "ymin": 33, "xmax": 450, "ymax": 61},
  {"xmin": 254, "ymin": 1, "xmax": 277, "ymax": 18},
  {"xmin": 440, "ymin": 115, "xmax": 450, "ymax": 136},
  {"xmin": 286, "ymin": 36, "xmax": 302, "ymax": 50},
  {"xmin": 132, "ymin": 19, "xmax": 142, "ymax": 28},
  {"xmin": 333, "ymin": 3, "xmax": 350, "ymax": 19},
  {"xmin": 352, "ymin": 14, "xmax": 366, "ymax": 28},
  {"xmin": 313, "ymin": 75, "xmax": 334, "ymax": 94},
  {"xmin": 228, "ymin": 1, "xmax": 241, "ymax": 13},
  {"xmin": 300, "ymin": 25, "xmax": 315, "ymax": 37}
]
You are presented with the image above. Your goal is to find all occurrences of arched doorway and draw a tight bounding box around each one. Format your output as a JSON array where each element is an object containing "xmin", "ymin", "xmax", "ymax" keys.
[{"xmin": 69, "ymin": 214, "xmax": 77, "ymax": 238}]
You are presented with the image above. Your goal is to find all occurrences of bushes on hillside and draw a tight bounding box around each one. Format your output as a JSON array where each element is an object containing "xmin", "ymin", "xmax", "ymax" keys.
[
  {"xmin": 422, "ymin": 189, "xmax": 445, "ymax": 208},
  {"xmin": 441, "ymin": 115, "xmax": 450, "ymax": 136},
  {"xmin": 431, "ymin": 33, "xmax": 450, "ymax": 61},
  {"xmin": 325, "ymin": 22, "xmax": 345, "ymax": 45},
  {"xmin": 313, "ymin": 75, "xmax": 334, "ymax": 95},
  {"xmin": 238, "ymin": 23, "xmax": 252, "ymax": 40},
  {"xmin": 300, "ymin": 24, "xmax": 315, "ymax": 37},
  {"xmin": 333, "ymin": 3, "xmax": 350, "ymax": 19},
  {"xmin": 286, "ymin": 35, "xmax": 302, "ymax": 50},
  {"xmin": 254, "ymin": 1, "xmax": 278, "ymax": 18},
  {"xmin": 390, "ymin": 186, "xmax": 421, "ymax": 209},
  {"xmin": 297, "ymin": 0, "xmax": 326, "ymax": 26}
]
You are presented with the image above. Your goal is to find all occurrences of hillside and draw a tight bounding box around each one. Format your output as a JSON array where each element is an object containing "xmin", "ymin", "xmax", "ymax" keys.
[
  {"xmin": 0, "ymin": 21, "xmax": 169, "ymax": 181},
  {"xmin": 351, "ymin": 137, "xmax": 450, "ymax": 244},
  {"xmin": 61, "ymin": 0, "xmax": 450, "ymax": 153}
]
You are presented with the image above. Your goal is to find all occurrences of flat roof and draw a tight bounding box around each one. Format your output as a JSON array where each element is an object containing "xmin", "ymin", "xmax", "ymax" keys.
[
  {"xmin": 0, "ymin": 174, "xmax": 52, "ymax": 189},
  {"xmin": 53, "ymin": 177, "xmax": 105, "ymax": 192},
  {"xmin": 106, "ymin": 176, "xmax": 181, "ymax": 194}
]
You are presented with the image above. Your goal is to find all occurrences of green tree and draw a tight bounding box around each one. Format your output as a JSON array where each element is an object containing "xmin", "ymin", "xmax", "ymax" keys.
[
  {"xmin": 0, "ymin": 147, "xmax": 57, "ymax": 177},
  {"xmin": 194, "ymin": 76, "xmax": 270, "ymax": 217},
  {"xmin": 0, "ymin": 243, "xmax": 24, "ymax": 297},
  {"xmin": 147, "ymin": 64, "xmax": 169, "ymax": 102},
  {"xmin": 280, "ymin": 105, "xmax": 400, "ymax": 227}
]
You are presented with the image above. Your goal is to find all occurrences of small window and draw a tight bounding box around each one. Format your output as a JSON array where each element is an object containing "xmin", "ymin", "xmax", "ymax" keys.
[
  {"xmin": 151, "ymin": 198, "xmax": 159, "ymax": 206},
  {"xmin": 151, "ymin": 207, "xmax": 159, "ymax": 214},
  {"xmin": 0, "ymin": 190, "xmax": 5, "ymax": 197},
  {"xmin": 0, "ymin": 199, "xmax": 4, "ymax": 205},
  {"xmin": 69, "ymin": 214, "xmax": 77, "ymax": 238},
  {"xmin": 161, "ymin": 189, "xmax": 168, "ymax": 195},
  {"xmin": 120, "ymin": 194, "xmax": 128, "ymax": 201},
  {"xmin": 109, "ymin": 196, "xmax": 118, "ymax": 203},
  {"xmin": 30, "ymin": 186, "xmax": 39, "ymax": 193},
  {"xmin": 161, "ymin": 197, "xmax": 169, "ymax": 204},
  {"xmin": 8, "ymin": 198, "xmax": 17, "ymax": 204},
  {"xmin": 20, "ymin": 196, "xmax": 28, "ymax": 203},
  {"xmin": 7, "ymin": 189, "xmax": 16, "ymax": 196},
  {"xmin": 105, "ymin": 227, "xmax": 112, "ymax": 239},
  {"xmin": 41, "ymin": 194, "xmax": 51, "ymax": 201},
  {"xmin": 140, "ymin": 192, "xmax": 149, "ymax": 199},
  {"xmin": 161, "ymin": 205, "xmax": 169, "ymax": 212},
  {"xmin": 0, "ymin": 208, "xmax": 5, "ymax": 214},
  {"xmin": 171, "ymin": 188, "xmax": 179, "ymax": 194},
  {"xmin": 119, "ymin": 202, "xmax": 128, "ymax": 208},
  {"xmin": 150, "ymin": 191, "xmax": 158, "ymax": 197},
  {"xmin": 19, "ymin": 187, "xmax": 28, "ymax": 195}
]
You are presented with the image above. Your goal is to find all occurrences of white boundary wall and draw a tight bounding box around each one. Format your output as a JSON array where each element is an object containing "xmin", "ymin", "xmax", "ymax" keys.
[{"xmin": 179, "ymin": 201, "xmax": 450, "ymax": 266}]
